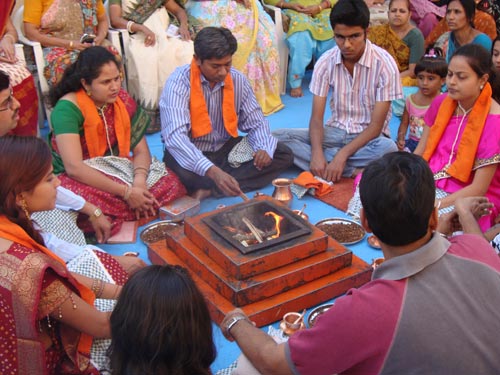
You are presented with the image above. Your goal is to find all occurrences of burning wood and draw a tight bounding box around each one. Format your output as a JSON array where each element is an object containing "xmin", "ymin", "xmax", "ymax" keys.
[
  {"xmin": 221, "ymin": 211, "xmax": 285, "ymax": 247},
  {"xmin": 242, "ymin": 217, "xmax": 264, "ymax": 243}
]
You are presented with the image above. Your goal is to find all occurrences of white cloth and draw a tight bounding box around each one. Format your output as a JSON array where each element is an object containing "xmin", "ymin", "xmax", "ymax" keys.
[{"xmin": 55, "ymin": 186, "xmax": 85, "ymax": 211}]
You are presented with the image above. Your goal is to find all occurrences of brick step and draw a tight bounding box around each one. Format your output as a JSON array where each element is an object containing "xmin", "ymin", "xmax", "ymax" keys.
[
  {"xmin": 166, "ymin": 227, "xmax": 353, "ymax": 305},
  {"xmin": 148, "ymin": 241, "xmax": 372, "ymax": 327}
]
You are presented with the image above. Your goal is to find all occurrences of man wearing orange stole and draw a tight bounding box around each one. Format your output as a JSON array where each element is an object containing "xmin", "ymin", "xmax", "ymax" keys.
[{"xmin": 160, "ymin": 27, "xmax": 293, "ymax": 200}]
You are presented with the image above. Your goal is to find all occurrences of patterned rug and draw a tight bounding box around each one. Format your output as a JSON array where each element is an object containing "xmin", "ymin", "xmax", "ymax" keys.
[{"xmin": 316, "ymin": 178, "xmax": 355, "ymax": 212}]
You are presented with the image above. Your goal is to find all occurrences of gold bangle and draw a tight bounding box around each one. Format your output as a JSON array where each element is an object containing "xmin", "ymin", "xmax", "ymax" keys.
[
  {"xmin": 69, "ymin": 40, "xmax": 74, "ymax": 49},
  {"xmin": 318, "ymin": 4, "xmax": 322, "ymax": 11},
  {"xmin": 123, "ymin": 185, "xmax": 132, "ymax": 200}
]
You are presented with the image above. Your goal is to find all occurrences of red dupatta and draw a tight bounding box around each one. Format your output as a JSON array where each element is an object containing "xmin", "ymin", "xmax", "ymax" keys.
[
  {"xmin": 0, "ymin": 1, "xmax": 14, "ymax": 37},
  {"xmin": 0, "ymin": 215, "xmax": 96, "ymax": 373}
]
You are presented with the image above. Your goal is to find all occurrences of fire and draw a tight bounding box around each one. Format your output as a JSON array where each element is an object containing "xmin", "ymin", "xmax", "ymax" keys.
[{"xmin": 264, "ymin": 211, "xmax": 283, "ymax": 239}]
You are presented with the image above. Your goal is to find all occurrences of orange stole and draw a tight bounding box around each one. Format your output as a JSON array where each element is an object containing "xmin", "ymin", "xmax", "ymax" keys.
[
  {"xmin": 423, "ymin": 83, "xmax": 492, "ymax": 183},
  {"xmin": 76, "ymin": 89, "xmax": 131, "ymax": 158},
  {"xmin": 0, "ymin": 216, "xmax": 95, "ymax": 362},
  {"xmin": 189, "ymin": 59, "xmax": 238, "ymax": 139}
]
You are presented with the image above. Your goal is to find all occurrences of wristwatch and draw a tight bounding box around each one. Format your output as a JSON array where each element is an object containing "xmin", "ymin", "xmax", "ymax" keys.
[
  {"xmin": 91, "ymin": 208, "xmax": 103, "ymax": 219},
  {"xmin": 225, "ymin": 315, "xmax": 247, "ymax": 335}
]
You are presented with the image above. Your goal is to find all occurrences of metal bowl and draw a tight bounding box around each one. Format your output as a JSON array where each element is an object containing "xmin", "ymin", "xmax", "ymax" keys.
[
  {"xmin": 292, "ymin": 209, "xmax": 309, "ymax": 221},
  {"xmin": 307, "ymin": 303, "xmax": 334, "ymax": 328},
  {"xmin": 315, "ymin": 218, "xmax": 365, "ymax": 245},
  {"xmin": 139, "ymin": 220, "xmax": 180, "ymax": 244}
]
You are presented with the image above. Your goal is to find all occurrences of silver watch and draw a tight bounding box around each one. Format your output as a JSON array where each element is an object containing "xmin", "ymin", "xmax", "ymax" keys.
[{"xmin": 226, "ymin": 315, "xmax": 247, "ymax": 334}]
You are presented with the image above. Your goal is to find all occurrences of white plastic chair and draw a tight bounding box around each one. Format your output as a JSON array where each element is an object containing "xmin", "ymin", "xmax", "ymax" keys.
[
  {"xmin": 104, "ymin": 0, "xmax": 130, "ymax": 88},
  {"xmin": 12, "ymin": 5, "xmax": 52, "ymax": 128},
  {"xmin": 261, "ymin": 2, "xmax": 289, "ymax": 95}
]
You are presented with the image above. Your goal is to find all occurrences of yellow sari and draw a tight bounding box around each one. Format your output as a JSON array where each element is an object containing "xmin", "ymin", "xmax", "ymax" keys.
[{"xmin": 185, "ymin": 0, "xmax": 284, "ymax": 115}]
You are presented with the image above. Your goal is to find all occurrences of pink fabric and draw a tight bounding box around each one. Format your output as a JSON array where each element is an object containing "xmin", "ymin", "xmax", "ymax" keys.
[
  {"xmin": 406, "ymin": 95, "xmax": 430, "ymax": 142},
  {"xmin": 288, "ymin": 280, "xmax": 406, "ymax": 374},
  {"xmin": 424, "ymin": 94, "xmax": 500, "ymax": 229}
]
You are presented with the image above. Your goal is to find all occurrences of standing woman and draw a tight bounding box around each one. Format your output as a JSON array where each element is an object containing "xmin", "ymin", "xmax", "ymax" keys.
[
  {"xmin": 444, "ymin": 0, "xmax": 492, "ymax": 62},
  {"xmin": 0, "ymin": 1, "xmax": 39, "ymax": 136},
  {"xmin": 48, "ymin": 47, "xmax": 186, "ymax": 236},
  {"xmin": 368, "ymin": 0, "xmax": 425, "ymax": 86},
  {"xmin": 108, "ymin": 0, "xmax": 194, "ymax": 133},
  {"xmin": 0, "ymin": 136, "xmax": 118, "ymax": 374},
  {"xmin": 417, "ymin": 44, "xmax": 500, "ymax": 230},
  {"xmin": 183, "ymin": 0, "xmax": 284, "ymax": 115}
]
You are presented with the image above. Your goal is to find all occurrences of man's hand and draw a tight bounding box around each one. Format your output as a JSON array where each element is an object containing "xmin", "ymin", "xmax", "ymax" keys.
[
  {"xmin": 220, "ymin": 308, "xmax": 250, "ymax": 341},
  {"xmin": 89, "ymin": 214, "xmax": 112, "ymax": 244},
  {"xmin": 436, "ymin": 211, "xmax": 461, "ymax": 236},
  {"xmin": 324, "ymin": 150, "xmax": 348, "ymax": 182},
  {"xmin": 310, "ymin": 152, "xmax": 327, "ymax": 179},
  {"xmin": 206, "ymin": 166, "xmax": 242, "ymax": 196},
  {"xmin": 253, "ymin": 150, "xmax": 272, "ymax": 170}
]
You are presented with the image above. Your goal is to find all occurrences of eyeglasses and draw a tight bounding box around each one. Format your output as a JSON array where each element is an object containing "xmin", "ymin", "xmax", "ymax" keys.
[
  {"xmin": 0, "ymin": 89, "xmax": 14, "ymax": 112},
  {"xmin": 334, "ymin": 32, "xmax": 365, "ymax": 43}
]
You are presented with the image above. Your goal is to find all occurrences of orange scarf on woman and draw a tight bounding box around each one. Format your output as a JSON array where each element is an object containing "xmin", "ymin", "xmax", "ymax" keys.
[
  {"xmin": 189, "ymin": 59, "xmax": 238, "ymax": 139},
  {"xmin": 423, "ymin": 83, "xmax": 492, "ymax": 183},
  {"xmin": 76, "ymin": 89, "xmax": 131, "ymax": 158},
  {"xmin": 0, "ymin": 215, "xmax": 95, "ymax": 363}
]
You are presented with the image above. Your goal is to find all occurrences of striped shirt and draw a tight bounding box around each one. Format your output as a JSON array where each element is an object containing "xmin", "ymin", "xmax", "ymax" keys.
[
  {"xmin": 309, "ymin": 40, "xmax": 402, "ymax": 136},
  {"xmin": 160, "ymin": 65, "xmax": 277, "ymax": 176}
]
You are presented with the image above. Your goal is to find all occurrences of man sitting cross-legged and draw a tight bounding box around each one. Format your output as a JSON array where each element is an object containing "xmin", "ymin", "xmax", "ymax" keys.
[
  {"xmin": 274, "ymin": 0, "xmax": 402, "ymax": 182},
  {"xmin": 160, "ymin": 27, "xmax": 293, "ymax": 200}
]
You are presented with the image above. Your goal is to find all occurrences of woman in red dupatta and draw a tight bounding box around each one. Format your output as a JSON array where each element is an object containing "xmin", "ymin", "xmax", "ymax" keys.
[
  {"xmin": 0, "ymin": 136, "xmax": 120, "ymax": 374},
  {"xmin": 0, "ymin": 0, "xmax": 39, "ymax": 136},
  {"xmin": 48, "ymin": 47, "xmax": 186, "ymax": 236}
]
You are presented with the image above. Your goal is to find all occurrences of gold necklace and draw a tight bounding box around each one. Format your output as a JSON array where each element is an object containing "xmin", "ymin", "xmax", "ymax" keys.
[
  {"xmin": 444, "ymin": 102, "xmax": 472, "ymax": 170},
  {"xmin": 97, "ymin": 104, "xmax": 114, "ymax": 156}
]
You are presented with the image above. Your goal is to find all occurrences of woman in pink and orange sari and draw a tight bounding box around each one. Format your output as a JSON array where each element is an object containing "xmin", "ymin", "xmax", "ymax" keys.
[{"xmin": 0, "ymin": 135, "xmax": 127, "ymax": 374}]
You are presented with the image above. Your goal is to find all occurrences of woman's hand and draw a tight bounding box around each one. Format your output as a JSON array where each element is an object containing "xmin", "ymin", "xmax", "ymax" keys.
[
  {"xmin": 287, "ymin": 3, "xmax": 308, "ymax": 12},
  {"xmin": 178, "ymin": 23, "xmax": 191, "ymax": 41},
  {"xmin": 138, "ymin": 25, "xmax": 156, "ymax": 46},
  {"xmin": 125, "ymin": 185, "xmax": 159, "ymax": 219},
  {"xmin": 302, "ymin": 4, "xmax": 323, "ymax": 16},
  {"xmin": 0, "ymin": 35, "xmax": 16, "ymax": 63}
]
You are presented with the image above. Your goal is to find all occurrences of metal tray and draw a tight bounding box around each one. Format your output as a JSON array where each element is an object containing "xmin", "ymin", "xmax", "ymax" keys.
[
  {"xmin": 315, "ymin": 217, "xmax": 366, "ymax": 245},
  {"xmin": 307, "ymin": 303, "xmax": 334, "ymax": 328},
  {"xmin": 139, "ymin": 220, "xmax": 180, "ymax": 244}
]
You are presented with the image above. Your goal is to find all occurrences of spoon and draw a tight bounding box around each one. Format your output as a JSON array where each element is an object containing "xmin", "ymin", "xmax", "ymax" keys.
[{"xmin": 297, "ymin": 203, "xmax": 307, "ymax": 216}]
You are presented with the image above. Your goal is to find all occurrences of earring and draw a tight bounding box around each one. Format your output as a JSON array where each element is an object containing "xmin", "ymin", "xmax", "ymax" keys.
[
  {"xmin": 20, "ymin": 198, "xmax": 31, "ymax": 221},
  {"xmin": 480, "ymin": 85, "xmax": 484, "ymax": 90},
  {"xmin": 86, "ymin": 89, "xmax": 92, "ymax": 97}
]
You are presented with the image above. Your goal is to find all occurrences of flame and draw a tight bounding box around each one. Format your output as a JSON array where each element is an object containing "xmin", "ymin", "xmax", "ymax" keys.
[{"xmin": 265, "ymin": 211, "xmax": 283, "ymax": 239}]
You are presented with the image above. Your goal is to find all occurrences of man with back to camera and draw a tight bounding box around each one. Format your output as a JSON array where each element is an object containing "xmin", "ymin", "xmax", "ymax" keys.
[
  {"xmin": 220, "ymin": 152, "xmax": 500, "ymax": 374},
  {"xmin": 273, "ymin": 0, "xmax": 402, "ymax": 182},
  {"xmin": 160, "ymin": 27, "xmax": 293, "ymax": 200}
]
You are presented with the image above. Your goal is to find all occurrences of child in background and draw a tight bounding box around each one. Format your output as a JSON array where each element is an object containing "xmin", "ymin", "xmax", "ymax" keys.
[
  {"xmin": 397, "ymin": 50, "xmax": 448, "ymax": 152},
  {"xmin": 492, "ymin": 37, "xmax": 500, "ymax": 72}
]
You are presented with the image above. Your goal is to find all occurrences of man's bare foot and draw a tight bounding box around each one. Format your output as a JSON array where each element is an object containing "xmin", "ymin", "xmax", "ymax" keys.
[
  {"xmin": 191, "ymin": 189, "xmax": 212, "ymax": 201},
  {"xmin": 290, "ymin": 87, "xmax": 303, "ymax": 98}
]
